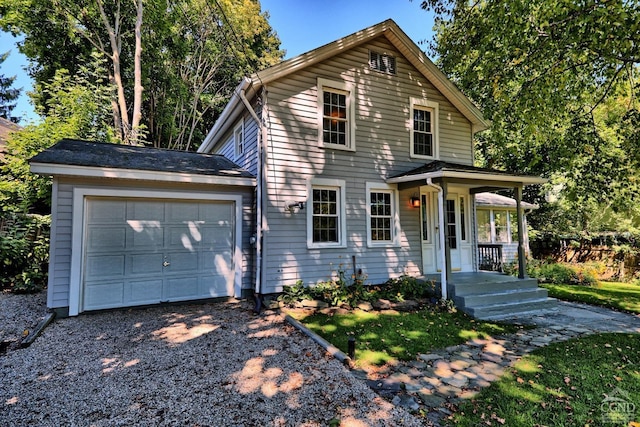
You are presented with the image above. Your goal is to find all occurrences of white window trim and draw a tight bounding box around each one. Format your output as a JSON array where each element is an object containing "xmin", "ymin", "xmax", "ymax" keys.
[
  {"xmin": 366, "ymin": 182, "xmax": 400, "ymax": 248},
  {"xmin": 410, "ymin": 97, "xmax": 439, "ymax": 160},
  {"xmin": 307, "ymin": 178, "xmax": 347, "ymax": 249},
  {"xmin": 234, "ymin": 119, "xmax": 244, "ymax": 159},
  {"xmin": 317, "ymin": 77, "xmax": 356, "ymax": 152},
  {"xmin": 477, "ymin": 208, "xmax": 517, "ymax": 244}
]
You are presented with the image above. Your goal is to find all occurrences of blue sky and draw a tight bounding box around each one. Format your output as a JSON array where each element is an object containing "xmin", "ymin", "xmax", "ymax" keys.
[{"xmin": 0, "ymin": 0, "xmax": 436, "ymax": 123}]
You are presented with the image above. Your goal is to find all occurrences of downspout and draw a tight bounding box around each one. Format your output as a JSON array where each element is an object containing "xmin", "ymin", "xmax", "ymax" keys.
[
  {"xmin": 426, "ymin": 178, "xmax": 447, "ymax": 299},
  {"xmin": 239, "ymin": 86, "xmax": 264, "ymax": 312}
]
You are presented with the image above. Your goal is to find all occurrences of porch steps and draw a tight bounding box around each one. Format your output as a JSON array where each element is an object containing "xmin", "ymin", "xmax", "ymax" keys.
[{"xmin": 445, "ymin": 275, "xmax": 557, "ymax": 320}]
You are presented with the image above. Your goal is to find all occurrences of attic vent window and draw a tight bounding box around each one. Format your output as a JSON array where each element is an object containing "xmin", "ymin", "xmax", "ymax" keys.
[{"xmin": 369, "ymin": 51, "xmax": 396, "ymax": 75}]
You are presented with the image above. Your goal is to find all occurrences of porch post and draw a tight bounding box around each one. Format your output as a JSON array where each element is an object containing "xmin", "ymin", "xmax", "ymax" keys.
[
  {"xmin": 442, "ymin": 181, "xmax": 453, "ymax": 287},
  {"xmin": 514, "ymin": 185, "xmax": 527, "ymax": 279}
]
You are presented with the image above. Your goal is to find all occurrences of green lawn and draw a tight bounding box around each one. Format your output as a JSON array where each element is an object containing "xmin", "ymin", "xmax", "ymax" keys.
[
  {"xmin": 542, "ymin": 281, "xmax": 640, "ymax": 314},
  {"xmin": 449, "ymin": 333, "xmax": 640, "ymax": 426},
  {"xmin": 291, "ymin": 307, "xmax": 524, "ymax": 368}
]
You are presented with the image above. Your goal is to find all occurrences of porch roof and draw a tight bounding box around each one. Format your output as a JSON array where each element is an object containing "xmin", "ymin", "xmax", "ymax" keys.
[{"xmin": 386, "ymin": 161, "xmax": 546, "ymax": 189}]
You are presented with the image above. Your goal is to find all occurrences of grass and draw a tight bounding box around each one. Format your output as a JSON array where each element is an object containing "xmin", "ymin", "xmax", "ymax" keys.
[
  {"xmin": 542, "ymin": 281, "xmax": 640, "ymax": 314},
  {"xmin": 291, "ymin": 307, "xmax": 525, "ymax": 368},
  {"xmin": 449, "ymin": 333, "xmax": 640, "ymax": 426}
]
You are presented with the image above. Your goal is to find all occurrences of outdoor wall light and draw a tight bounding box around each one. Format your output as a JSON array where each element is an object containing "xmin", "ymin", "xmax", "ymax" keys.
[
  {"xmin": 410, "ymin": 195, "xmax": 420, "ymax": 208},
  {"xmin": 285, "ymin": 201, "xmax": 305, "ymax": 213}
]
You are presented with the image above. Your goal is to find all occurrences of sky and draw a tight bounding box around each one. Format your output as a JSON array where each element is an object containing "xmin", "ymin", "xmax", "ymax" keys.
[{"xmin": 0, "ymin": 0, "xmax": 437, "ymax": 124}]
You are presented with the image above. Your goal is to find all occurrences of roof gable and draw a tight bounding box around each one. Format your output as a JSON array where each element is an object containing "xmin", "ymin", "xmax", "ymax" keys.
[
  {"xmin": 253, "ymin": 19, "xmax": 487, "ymax": 132},
  {"xmin": 199, "ymin": 19, "xmax": 488, "ymax": 153}
]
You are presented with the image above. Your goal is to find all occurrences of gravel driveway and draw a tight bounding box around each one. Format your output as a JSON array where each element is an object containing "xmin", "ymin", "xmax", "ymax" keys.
[{"xmin": 1, "ymin": 293, "xmax": 423, "ymax": 426}]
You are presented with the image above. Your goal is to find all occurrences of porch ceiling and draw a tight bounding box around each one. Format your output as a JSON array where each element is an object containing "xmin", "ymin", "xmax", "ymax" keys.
[{"xmin": 387, "ymin": 161, "xmax": 546, "ymax": 191}]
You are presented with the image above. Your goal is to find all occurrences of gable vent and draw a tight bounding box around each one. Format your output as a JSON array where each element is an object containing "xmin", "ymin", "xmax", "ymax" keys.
[{"xmin": 369, "ymin": 51, "xmax": 396, "ymax": 75}]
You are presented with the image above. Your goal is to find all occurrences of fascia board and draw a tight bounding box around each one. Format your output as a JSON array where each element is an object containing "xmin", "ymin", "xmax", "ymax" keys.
[{"xmin": 30, "ymin": 162, "xmax": 256, "ymax": 187}]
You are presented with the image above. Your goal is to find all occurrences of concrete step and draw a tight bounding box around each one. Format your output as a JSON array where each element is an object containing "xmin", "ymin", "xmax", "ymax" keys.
[
  {"xmin": 448, "ymin": 277, "xmax": 539, "ymax": 297},
  {"xmin": 462, "ymin": 297, "xmax": 558, "ymax": 320},
  {"xmin": 453, "ymin": 287, "xmax": 549, "ymax": 309}
]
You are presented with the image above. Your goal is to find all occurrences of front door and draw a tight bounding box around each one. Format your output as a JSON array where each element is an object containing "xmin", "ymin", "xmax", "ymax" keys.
[{"xmin": 420, "ymin": 188, "xmax": 473, "ymax": 274}]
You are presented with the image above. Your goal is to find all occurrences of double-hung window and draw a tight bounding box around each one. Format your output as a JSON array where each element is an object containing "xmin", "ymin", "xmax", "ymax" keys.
[
  {"xmin": 317, "ymin": 78, "xmax": 355, "ymax": 151},
  {"xmin": 410, "ymin": 97, "xmax": 439, "ymax": 159},
  {"xmin": 307, "ymin": 179, "xmax": 346, "ymax": 248},
  {"xmin": 234, "ymin": 120, "xmax": 244, "ymax": 158},
  {"xmin": 477, "ymin": 208, "xmax": 521, "ymax": 244},
  {"xmin": 366, "ymin": 182, "xmax": 400, "ymax": 247}
]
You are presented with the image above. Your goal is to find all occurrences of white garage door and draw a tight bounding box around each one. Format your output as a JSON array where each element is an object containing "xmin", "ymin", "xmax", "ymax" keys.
[{"xmin": 82, "ymin": 197, "xmax": 235, "ymax": 311}]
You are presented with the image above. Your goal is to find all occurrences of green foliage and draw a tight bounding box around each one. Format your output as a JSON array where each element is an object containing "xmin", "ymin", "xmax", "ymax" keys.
[
  {"xmin": 422, "ymin": 0, "xmax": 640, "ymax": 235},
  {"xmin": 0, "ymin": 56, "xmax": 115, "ymax": 214},
  {"xmin": 295, "ymin": 308, "xmax": 523, "ymax": 368},
  {"xmin": 527, "ymin": 260, "xmax": 598, "ymax": 285},
  {"xmin": 0, "ymin": 213, "xmax": 50, "ymax": 293},
  {"xmin": 543, "ymin": 281, "xmax": 640, "ymax": 314},
  {"xmin": 451, "ymin": 333, "xmax": 640, "ymax": 426},
  {"xmin": 279, "ymin": 274, "xmax": 438, "ymax": 308}
]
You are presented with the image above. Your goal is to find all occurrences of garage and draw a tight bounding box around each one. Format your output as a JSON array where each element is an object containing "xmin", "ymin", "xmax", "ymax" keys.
[
  {"xmin": 29, "ymin": 139, "xmax": 255, "ymax": 316},
  {"xmin": 83, "ymin": 198, "xmax": 235, "ymax": 311}
]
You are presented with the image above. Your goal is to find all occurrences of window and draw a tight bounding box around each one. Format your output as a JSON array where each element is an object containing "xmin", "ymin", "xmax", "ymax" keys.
[
  {"xmin": 317, "ymin": 78, "xmax": 355, "ymax": 151},
  {"xmin": 307, "ymin": 179, "xmax": 346, "ymax": 248},
  {"xmin": 477, "ymin": 208, "xmax": 522, "ymax": 244},
  {"xmin": 477, "ymin": 209, "xmax": 491, "ymax": 243},
  {"xmin": 460, "ymin": 196, "xmax": 467, "ymax": 242},
  {"xmin": 446, "ymin": 199, "xmax": 457, "ymax": 249},
  {"xmin": 421, "ymin": 194, "xmax": 430, "ymax": 242},
  {"xmin": 366, "ymin": 182, "xmax": 400, "ymax": 247},
  {"xmin": 234, "ymin": 120, "xmax": 244, "ymax": 158},
  {"xmin": 369, "ymin": 51, "xmax": 396, "ymax": 74},
  {"xmin": 410, "ymin": 97, "xmax": 439, "ymax": 159}
]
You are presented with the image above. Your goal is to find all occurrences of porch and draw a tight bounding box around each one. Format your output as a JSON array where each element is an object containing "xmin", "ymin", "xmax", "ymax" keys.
[{"xmin": 421, "ymin": 271, "xmax": 557, "ymax": 320}]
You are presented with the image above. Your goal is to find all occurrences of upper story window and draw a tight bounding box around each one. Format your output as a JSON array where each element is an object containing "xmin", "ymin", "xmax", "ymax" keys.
[
  {"xmin": 307, "ymin": 178, "xmax": 347, "ymax": 248},
  {"xmin": 369, "ymin": 51, "xmax": 396, "ymax": 75},
  {"xmin": 234, "ymin": 120, "xmax": 244, "ymax": 158},
  {"xmin": 410, "ymin": 97, "xmax": 439, "ymax": 159},
  {"xmin": 366, "ymin": 182, "xmax": 400, "ymax": 247},
  {"xmin": 317, "ymin": 78, "xmax": 355, "ymax": 151}
]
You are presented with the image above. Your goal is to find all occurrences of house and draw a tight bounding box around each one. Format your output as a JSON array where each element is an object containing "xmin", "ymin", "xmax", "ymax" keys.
[
  {"xmin": 475, "ymin": 192, "xmax": 537, "ymax": 271},
  {"xmin": 31, "ymin": 20, "xmax": 554, "ymax": 318}
]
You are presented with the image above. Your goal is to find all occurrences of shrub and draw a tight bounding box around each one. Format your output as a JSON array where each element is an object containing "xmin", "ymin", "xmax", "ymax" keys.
[
  {"xmin": 0, "ymin": 214, "xmax": 50, "ymax": 293},
  {"xmin": 528, "ymin": 260, "xmax": 597, "ymax": 285}
]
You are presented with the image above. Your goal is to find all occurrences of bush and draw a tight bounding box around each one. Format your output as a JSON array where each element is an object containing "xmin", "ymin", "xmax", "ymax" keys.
[
  {"xmin": 0, "ymin": 214, "xmax": 50, "ymax": 293},
  {"xmin": 528, "ymin": 260, "xmax": 597, "ymax": 286}
]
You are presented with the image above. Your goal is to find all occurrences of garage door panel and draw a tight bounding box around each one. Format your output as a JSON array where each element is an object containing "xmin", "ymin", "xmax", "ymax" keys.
[
  {"xmin": 128, "ymin": 201, "xmax": 165, "ymax": 220},
  {"xmin": 201, "ymin": 227, "xmax": 233, "ymax": 249},
  {"xmin": 130, "ymin": 254, "xmax": 164, "ymax": 275},
  {"xmin": 165, "ymin": 251, "xmax": 199, "ymax": 272},
  {"xmin": 87, "ymin": 200, "xmax": 126, "ymax": 223},
  {"xmin": 127, "ymin": 279, "xmax": 163, "ymax": 303},
  {"xmin": 165, "ymin": 277, "xmax": 200, "ymax": 299},
  {"xmin": 201, "ymin": 275, "xmax": 233, "ymax": 297},
  {"xmin": 200, "ymin": 202, "xmax": 234, "ymax": 222},
  {"xmin": 128, "ymin": 225, "xmax": 164, "ymax": 249},
  {"xmin": 85, "ymin": 255, "xmax": 125, "ymax": 279},
  {"xmin": 167, "ymin": 202, "xmax": 199, "ymax": 222},
  {"xmin": 86, "ymin": 227, "xmax": 126, "ymax": 252},
  {"xmin": 166, "ymin": 225, "xmax": 203, "ymax": 251},
  {"xmin": 85, "ymin": 281, "xmax": 124, "ymax": 309}
]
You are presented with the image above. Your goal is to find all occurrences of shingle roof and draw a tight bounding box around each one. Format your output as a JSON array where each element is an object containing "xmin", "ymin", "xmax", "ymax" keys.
[
  {"xmin": 475, "ymin": 192, "xmax": 537, "ymax": 209},
  {"xmin": 30, "ymin": 139, "xmax": 254, "ymax": 179}
]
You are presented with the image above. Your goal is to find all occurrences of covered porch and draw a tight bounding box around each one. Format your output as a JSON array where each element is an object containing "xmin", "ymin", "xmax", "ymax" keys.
[{"xmin": 389, "ymin": 161, "xmax": 556, "ymax": 318}]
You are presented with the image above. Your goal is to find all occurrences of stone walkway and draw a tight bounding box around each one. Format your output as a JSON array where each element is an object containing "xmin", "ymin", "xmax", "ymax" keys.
[{"xmin": 353, "ymin": 301, "xmax": 640, "ymax": 426}]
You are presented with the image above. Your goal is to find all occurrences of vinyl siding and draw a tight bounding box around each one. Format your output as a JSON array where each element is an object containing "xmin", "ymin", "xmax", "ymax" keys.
[
  {"xmin": 260, "ymin": 37, "xmax": 473, "ymax": 293},
  {"xmin": 212, "ymin": 105, "xmax": 260, "ymax": 177},
  {"xmin": 47, "ymin": 177, "xmax": 255, "ymax": 310}
]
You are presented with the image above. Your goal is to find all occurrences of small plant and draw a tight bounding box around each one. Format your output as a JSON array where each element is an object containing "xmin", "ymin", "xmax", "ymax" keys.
[
  {"xmin": 436, "ymin": 298, "xmax": 456, "ymax": 313},
  {"xmin": 528, "ymin": 260, "xmax": 597, "ymax": 286}
]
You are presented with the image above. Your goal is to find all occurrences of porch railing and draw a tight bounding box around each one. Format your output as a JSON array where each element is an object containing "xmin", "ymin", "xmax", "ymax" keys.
[{"xmin": 478, "ymin": 244, "xmax": 503, "ymax": 272}]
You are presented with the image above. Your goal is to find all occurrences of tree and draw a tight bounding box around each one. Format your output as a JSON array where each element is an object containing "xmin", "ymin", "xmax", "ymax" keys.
[
  {"xmin": 421, "ymin": 0, "xmax": 640, "ymax": 234},
  {"xmin": 0, "ymin": 50, "xmax": 21, "ymax": 122},
  {"xmin": 0, "ymin": 55, "xmax": 114, "ymax": 214},
  {"xmin": 0, "ymin": 0, "xmax": 283, "ymax": 149}
]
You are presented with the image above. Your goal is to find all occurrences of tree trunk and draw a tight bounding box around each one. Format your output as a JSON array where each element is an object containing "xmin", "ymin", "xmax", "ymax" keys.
[{"xmin": 130, "ymin": 0, "xmax": 143, "ymax": 144}]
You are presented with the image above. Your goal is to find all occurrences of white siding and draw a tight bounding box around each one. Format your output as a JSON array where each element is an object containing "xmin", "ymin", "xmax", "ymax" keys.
[
  {"xmin": 260, "ymin": 37, "xmax": 474, "ymax": 293},
  {"xmin": 47, "ymin": 177, "xmax": 255, "ymax": 312}
]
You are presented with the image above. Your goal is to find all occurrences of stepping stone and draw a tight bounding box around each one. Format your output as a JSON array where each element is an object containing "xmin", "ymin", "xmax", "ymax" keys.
[
  {"xmin": 392, "ymin": 394, "xmax": 421, "ymax": 411},
  {"xmin": 417, "ymin": 390, "xmax": 446, "ymax": 408},
  {"xmin": 419, "ymin": 353, "xmax": 443, "ymax": 362}
]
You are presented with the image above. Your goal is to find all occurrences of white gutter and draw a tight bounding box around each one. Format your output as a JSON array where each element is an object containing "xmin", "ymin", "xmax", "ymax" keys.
[
  {"xmin": 388, "ymin": 170, "xmax": 547, "ymax": 185},
  {"xmin": 426, "ymin": 178, "xmax": 447, "ymax": 300},
  {"xmin": 238, "ymin": 86, "xmax": 264, "ymax": 303}
]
